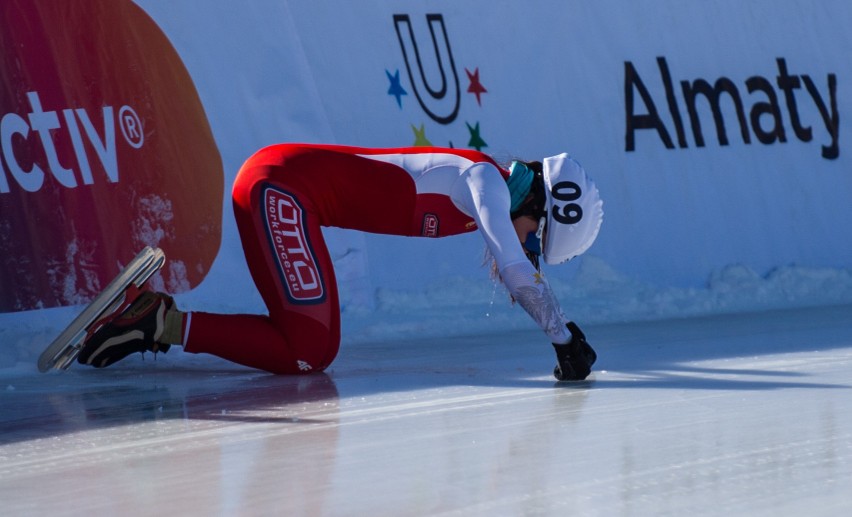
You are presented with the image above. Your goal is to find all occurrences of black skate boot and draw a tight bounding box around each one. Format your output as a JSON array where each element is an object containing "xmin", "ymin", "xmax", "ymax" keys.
[
  {"xmin": 553, "ymin": 321, "xmax": 597, "ymax": 381},
  {"xmin": 78, "ymin": 291, "xmax": 174, "ymax": 368}
]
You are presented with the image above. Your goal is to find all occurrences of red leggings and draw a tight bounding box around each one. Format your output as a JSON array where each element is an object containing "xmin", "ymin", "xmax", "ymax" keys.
[{"xmin": 183, "ymin": 144, "xmax": 419, "ymax": 374}]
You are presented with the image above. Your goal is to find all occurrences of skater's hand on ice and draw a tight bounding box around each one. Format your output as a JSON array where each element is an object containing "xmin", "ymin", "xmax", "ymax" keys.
[{"xmin": 552, "ymin": 322, "xmax": 597, "ymax": 381}]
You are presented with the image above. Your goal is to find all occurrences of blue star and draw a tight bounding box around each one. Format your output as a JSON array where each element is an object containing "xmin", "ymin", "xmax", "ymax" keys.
[{"xmin": 386, "ymin": 69, "xmax": 407, "ymax": 108}]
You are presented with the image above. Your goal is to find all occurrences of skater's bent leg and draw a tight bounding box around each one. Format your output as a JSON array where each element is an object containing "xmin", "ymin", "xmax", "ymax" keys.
[
  {"xmin": 183, "ymin": 312, "xmax": 330, "ymax": 374},
  {"xmin": 189, "ymin": 160, "xmax": 342, "ymax": 373},
  {"xmin": 153, "ymin": 304, "xmax": 337, "ymax": 374}
]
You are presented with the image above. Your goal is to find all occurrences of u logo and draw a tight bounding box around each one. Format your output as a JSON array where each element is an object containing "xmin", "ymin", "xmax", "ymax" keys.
[{"xmin": 393, "ymin": 14, "xmax": 460, "ymax": 125}]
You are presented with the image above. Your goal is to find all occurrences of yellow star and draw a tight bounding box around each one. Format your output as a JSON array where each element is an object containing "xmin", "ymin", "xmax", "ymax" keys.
[
  {"xmin": 533, "ymin": 272, "xmax": 544, "ymax": 284},
  {"xmin": 411, "ymin": 123, "xmax": 433, "ymax": 146}
]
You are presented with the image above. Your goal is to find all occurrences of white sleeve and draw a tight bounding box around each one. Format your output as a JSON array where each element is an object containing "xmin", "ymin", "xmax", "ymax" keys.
[
  {"xmin": 453, "ymin": 163, "xmax": 572, "ymax": 344},
  {"xmin": 500, "ymin": 262, "xmax": 572, "ymax": 344},
  {"xmin": 452, "ymin": 163, "xmax": 528, "ymax": 271}
]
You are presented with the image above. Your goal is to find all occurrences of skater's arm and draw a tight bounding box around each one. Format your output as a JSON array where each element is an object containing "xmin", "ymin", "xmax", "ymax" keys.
[
  {"xmin": 499, "ymin": 262, "xmax": 572, "ymax": 344},
  {"xmin": 455, "ymin": 164, "xmax": 572, "ymax": 344}
]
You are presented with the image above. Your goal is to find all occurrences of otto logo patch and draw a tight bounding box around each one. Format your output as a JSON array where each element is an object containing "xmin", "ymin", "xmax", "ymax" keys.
[
  {"xmin": 422, "ymin": 213, "xmax": 439, "ymax": 237},
  {"xmin": 263, "ymin": 186, "xmax": 325, "ymax": 304}
]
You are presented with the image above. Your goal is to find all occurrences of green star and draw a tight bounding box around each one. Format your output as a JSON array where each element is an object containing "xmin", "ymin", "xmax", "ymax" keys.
[
  {"xmin": 466, "ymin": 121, "xmax": 487, "ymax": 151},
  {"xmin": 411, "ymin": 124, "xmax": 433, "ymax": 146}
]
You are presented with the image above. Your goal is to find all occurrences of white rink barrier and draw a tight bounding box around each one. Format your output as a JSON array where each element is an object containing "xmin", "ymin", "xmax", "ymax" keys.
[
  {"xmin": 2, "ymin": 2, "xmax": 851, "ymax": 359},
  {"xmin": 135, "ymin": 0, "xmax": 852, "ymax": 292}
]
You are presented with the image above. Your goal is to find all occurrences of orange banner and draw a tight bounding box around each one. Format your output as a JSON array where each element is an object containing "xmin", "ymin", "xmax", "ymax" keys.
[{"xmin": 0, "ymin": 0, "xmax": 223, "ymax": 312}]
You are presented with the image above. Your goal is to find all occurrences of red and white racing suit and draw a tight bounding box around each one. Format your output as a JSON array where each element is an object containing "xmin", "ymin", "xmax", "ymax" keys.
[{"xmin": 183, "ymin": 144, "xmax": 572, "ymax": 374}]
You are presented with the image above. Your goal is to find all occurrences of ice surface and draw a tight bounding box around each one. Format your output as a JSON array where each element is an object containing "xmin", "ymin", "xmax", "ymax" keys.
[
  {"xmin": 3, "ymin": 2, "xmax": 852, "ymax": 513},
  {"xmin": 2, "ymin": 304, "xmax": 851, "ymax": 516}
]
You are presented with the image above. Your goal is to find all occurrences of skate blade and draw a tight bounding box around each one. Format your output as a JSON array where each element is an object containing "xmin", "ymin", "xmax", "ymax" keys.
[{"xmin": 37, "ymin": 246, "xmax": 166, "ymax": 372}]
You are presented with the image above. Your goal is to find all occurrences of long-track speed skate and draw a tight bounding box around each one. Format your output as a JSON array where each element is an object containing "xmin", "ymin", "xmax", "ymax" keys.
[{"xmin": 37, "ymin": 246, "xmax": 166, "ymax": 372}]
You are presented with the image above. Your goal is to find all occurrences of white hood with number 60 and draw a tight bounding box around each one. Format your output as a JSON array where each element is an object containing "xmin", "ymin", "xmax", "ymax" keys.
[{"xmin": 542, "ymin": 153, "xmax": 604, "ymax": 265}]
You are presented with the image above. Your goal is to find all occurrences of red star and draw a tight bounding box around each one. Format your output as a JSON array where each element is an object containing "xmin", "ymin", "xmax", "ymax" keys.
[{"xmin": 466, "ymin": 67, "xmax": 487, "ymax": 106}]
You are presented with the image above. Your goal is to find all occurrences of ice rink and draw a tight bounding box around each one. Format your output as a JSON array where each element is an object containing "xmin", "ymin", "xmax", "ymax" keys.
[{"xmin": 2, "ymin": 304, "xmax": 851, "ymax": 516}]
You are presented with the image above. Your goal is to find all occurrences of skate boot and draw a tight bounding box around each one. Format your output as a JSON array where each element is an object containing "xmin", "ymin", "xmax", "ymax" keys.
[
  {"xmin": 77, "ymin": 291, "xmax": 174, "ymax": 368},
  {"xmin": 553, "ymin": 321, "xmax": 597, "ymax": 381},
  {"xmin": 38, "ymin": 247, "xmax": 167, "ymax": 372}
]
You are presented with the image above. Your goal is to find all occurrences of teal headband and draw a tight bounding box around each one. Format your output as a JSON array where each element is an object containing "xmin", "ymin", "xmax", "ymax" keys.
[{"xmin": 507, "ymin": 161, "xmax": 534, "ymax": 213}]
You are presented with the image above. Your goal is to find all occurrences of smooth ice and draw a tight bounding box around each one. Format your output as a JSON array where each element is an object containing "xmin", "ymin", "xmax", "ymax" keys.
[{"xmin": 2, "ymin": 304, "xmax": 851, "ymax": 516}]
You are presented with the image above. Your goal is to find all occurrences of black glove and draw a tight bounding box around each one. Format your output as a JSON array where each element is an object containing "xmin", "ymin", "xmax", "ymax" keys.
[{"xmin": 552, "ymin": 321, "xmax": 597, "ymax": 381}]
